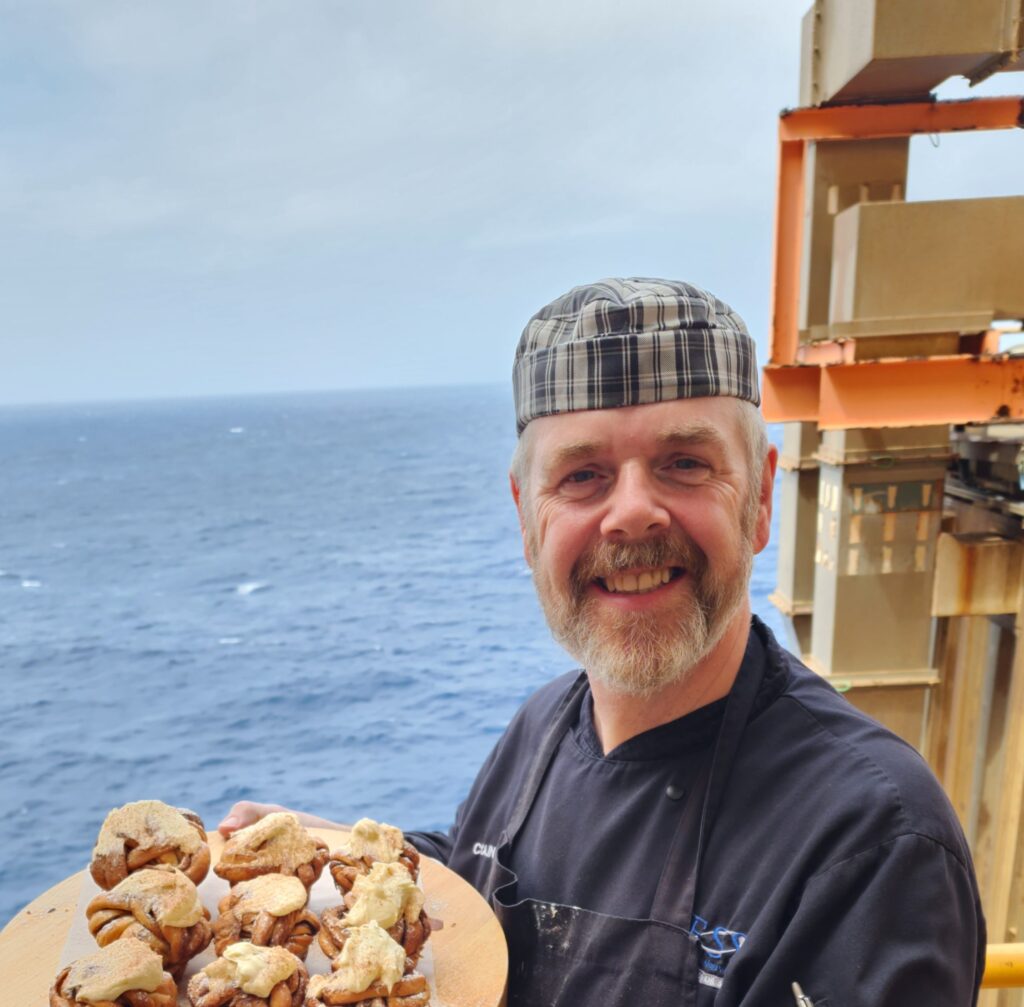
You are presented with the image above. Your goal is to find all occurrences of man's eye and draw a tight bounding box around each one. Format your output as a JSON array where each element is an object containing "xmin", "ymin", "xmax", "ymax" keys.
[
  {"xmin": 668, "ymin": 458, "xmax": 710, "ymax": 479},
  {"xmin": 565, "ymin": 470, "xmax": 596, "ymax": 484}
]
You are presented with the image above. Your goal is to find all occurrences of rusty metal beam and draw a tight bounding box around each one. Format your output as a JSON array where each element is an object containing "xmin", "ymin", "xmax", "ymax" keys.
[{"xmin": 763, "ymin": 356, "xmax": 1024, "ymax": 429}]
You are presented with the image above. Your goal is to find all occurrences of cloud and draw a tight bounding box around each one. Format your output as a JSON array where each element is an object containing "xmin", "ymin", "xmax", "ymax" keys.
[
  {"xmin": 0, "ymin": 0, "xmax": 839, "ymax": 402},
  {"xmin": 2, "ymin": 1, "xmax": 802, "ymax": 247}
]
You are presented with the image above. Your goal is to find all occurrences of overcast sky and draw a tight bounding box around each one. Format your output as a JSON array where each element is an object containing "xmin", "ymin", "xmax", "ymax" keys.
[{"xmin": 3, "ymin": 1, "xmax": 1023, "ymax": 405}]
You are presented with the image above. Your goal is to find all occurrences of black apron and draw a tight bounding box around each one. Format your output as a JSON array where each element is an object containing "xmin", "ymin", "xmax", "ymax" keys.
[{"xmin": 485, "ymin": 652, "xmax": 764, "ymax": 1007}]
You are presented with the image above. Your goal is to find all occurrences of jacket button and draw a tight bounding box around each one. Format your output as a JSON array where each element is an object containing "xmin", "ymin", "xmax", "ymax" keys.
[{"xmin": 665, "ymin": 783, "xmax": 685, "ymax": 800}]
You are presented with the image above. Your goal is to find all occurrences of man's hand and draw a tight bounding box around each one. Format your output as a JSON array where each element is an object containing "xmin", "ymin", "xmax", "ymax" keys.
[{"xmin": 217, "ymin": 801, "xmax": 349, "ymax": 837}]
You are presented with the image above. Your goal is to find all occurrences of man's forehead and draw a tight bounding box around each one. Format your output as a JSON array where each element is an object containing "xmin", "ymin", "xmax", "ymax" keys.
[{"xmin": 529, "ymin": 399, "xmax": 743, "ymax": 468}]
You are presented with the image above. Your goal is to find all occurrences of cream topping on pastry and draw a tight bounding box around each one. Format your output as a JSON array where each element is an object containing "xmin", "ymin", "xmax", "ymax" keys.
[
  {"xmin": 206, "ymin": 942, "xmax": 299, "ymax": 998},
  {"xmin": 233, "ymin": 873, "xmax": 308, "ymax": 916},
  {"xmin": 309, "ymin": 921, "xmax": 405, "ymax": 997},
  {"xmin": 93, "ymin": 800, "xmax": 202, "ymax": 859},
  {"xmin": 223, "ymin": 813, "xmax": 318, "ymax": 870},
  {"xmin": 110, "ymin": 867, "xmax": 205, "ymax": 927},
  {"xmin": 64, "ymin": 939, "xmax": 164, "ymax": 1004},
  {"xmin": 342, "ymin": 818, "xmax": 404, "ymax": 862},
  {"xmin": 342, "ymin": 861, "xmax": 424, "ymax": 929}
]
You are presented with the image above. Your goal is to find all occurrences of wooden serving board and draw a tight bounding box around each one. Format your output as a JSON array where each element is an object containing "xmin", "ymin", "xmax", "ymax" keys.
[{"xmin": 0, "ymin": 827, "xmax": 507, "ymax": 1007}]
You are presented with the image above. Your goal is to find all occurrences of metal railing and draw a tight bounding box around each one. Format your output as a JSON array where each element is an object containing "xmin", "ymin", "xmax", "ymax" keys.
[{"xmin": 983, "ymin": 943, "xmax": 1024, "ymax": 988}]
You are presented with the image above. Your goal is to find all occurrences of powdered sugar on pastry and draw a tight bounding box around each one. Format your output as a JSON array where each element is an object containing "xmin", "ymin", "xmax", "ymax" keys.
[
  {"xmin": 64, "ymin": 940, "xmax": 165, "ymax": 1003},
  {"xmin": 223, "ymin": 813, "xmax": 319, "ymax": 871},
  {"xmin": 93, "ymin": 800, "xmax": 203, "ymax": 859}
]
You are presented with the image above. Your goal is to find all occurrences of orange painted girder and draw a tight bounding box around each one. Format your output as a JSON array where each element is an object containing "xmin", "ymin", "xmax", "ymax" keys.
[
  {"xmin": 762, "ymin": 357, "xmax": 1024, "ymax": 429},
  {"xmin": 779, "ymin": 96, "xmax": 1024, "ymax": 142},
  {"xmin": 769, "ymin": 137, "xmax": 806, "ymax": 367},
  {"xmin": 762, "ymin": 365, "xmax": 820, "ymax": 422},
  {"xmin": 769, "ymin": 96, "xmax": 1024, "ymax": 369}
]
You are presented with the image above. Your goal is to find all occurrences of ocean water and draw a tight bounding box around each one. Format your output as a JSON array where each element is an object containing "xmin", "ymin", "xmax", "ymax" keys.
[{"xmin": 0, "ymin": 386, "xmax": 787, "ymax": 925}]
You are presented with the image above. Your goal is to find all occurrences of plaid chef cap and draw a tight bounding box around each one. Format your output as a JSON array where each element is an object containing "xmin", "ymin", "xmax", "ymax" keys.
[{"xmin": 513, "ymin": 277, "xmax": 760, "ymax": 435}]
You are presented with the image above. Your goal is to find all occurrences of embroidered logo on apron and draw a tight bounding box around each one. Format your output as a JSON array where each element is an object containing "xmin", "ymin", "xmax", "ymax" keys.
[{"xmin": 690, "ymin": 914, "xmax": 746, "ymax": 986}]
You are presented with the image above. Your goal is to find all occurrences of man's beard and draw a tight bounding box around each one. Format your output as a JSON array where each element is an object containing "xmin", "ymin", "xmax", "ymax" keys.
[{"xmin": 531, "ymin": 530, "xmax": 753, "ymax": 698}]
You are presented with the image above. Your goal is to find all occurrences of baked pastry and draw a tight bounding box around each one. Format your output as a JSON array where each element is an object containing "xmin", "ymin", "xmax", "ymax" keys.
[
  {"xmin": 87, "ymin": 867, "xmax": 213, "ymax": 980},
  {"xmin": 50, "ymin": 938, "xmax": 178, "ymax": 1007},
  {"xmin": 306, "ymin": 922, "xmax": 429, "ymax": 1007},
  {"xmin": 319, "ymin": 862, "xmax": 430, "ymax": 966},
  {"xmin": 91, "ymin": 799, "xmax": 211, "ymax": 889},
  {"xmin": 187, "ymin": 942, "xmax": 308, "ymax": 1007},
  {"xmin": 214, "ymin": 813, "xmax": 329, "ymax": 889},
  {"xmin": 213, "ymin": 873, "xmax": 320, "ymax": 960},
  {"xmin": 327, "ymin": 819, "xmax": 420, "ymax": 895}
]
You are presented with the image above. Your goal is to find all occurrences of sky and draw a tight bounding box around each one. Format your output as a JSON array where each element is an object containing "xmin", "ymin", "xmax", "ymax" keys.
[{"xmin": 3, "ymin": 1, "xmax": 1023, "ymax": 406}]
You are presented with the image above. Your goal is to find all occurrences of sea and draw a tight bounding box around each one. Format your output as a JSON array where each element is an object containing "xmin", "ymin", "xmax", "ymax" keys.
[{"xmin": 0, "ymin": 386, "xmax": 787, "ymax": 926}]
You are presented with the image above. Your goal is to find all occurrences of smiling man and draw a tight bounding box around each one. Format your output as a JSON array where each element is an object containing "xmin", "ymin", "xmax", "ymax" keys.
[
  {"xmin": 221, "ymin": 279, "xmax": 985, "ymax": 1006},
  {"xmin": 514, "ymin": 395, "xmax": 767, "ymax": 730}
]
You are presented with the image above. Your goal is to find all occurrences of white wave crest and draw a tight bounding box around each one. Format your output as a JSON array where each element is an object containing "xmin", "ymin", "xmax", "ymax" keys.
[{"xmin": 236, "ymin": 581, "xmax": 269, "ymax": 596}]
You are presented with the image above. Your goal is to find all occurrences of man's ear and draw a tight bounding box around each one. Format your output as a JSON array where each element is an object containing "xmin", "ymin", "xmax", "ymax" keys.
[
  {"xmin": 752, "ymin": 444, "xmax": 779, "ymax": 555},
  {"xmin": 510, "ymin": 472, "xmax": 532, "ymax": 567}
]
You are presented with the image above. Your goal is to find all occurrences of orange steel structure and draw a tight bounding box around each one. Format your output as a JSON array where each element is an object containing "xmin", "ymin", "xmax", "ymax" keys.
[{"xmin": 764, "ymin": 95, "xmax": 1024, "ymax": 429}]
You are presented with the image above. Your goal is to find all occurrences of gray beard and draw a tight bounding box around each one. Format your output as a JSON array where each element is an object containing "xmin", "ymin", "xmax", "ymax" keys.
[{"xmin": 534, "ymin": 533, "xmax": 752, "ymax": 698}]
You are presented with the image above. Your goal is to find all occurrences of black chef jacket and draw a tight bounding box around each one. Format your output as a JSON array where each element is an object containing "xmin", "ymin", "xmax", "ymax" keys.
[{"xmin": 408, "ymin": 618, "xmax": 986, "ymax": 1005}]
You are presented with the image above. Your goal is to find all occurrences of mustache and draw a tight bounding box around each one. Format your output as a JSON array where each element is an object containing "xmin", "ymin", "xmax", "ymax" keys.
[{"xmin": 570, "ymin": 534, "xmax": 708, "ymax": 593}]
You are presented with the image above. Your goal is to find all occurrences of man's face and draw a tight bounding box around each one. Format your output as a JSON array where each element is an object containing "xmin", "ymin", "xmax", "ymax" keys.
[{"xmin": 513, "ymin": 397, "xmax": 774, "ymax": 697}]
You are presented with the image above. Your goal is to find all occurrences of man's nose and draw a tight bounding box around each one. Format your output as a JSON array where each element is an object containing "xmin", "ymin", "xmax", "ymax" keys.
[{"xmin": 599, "ymin": 464, "xmax": 671, "ymax": 539}]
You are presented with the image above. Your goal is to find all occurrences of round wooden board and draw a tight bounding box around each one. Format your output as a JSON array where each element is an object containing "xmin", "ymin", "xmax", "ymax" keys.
[{"xmin": 0, "ymin": 826, "xmax": 507, "ymax": 1007}]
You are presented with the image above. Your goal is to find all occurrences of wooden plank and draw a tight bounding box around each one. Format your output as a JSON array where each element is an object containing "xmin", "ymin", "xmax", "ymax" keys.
[{"xmin": 0, "ymin": 827, "xmax": 507, "ymax": 1007}]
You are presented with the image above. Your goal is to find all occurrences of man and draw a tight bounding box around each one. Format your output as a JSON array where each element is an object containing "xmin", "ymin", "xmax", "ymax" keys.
[{"xmin": 221, "ymin": 279, "xmax": 985, "ymax": 1005}]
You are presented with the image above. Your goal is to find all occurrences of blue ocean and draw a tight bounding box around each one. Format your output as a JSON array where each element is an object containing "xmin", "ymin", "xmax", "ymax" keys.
[{"xmin": 0, "ymin": 386, "xmax": 786, "ymax": 925}]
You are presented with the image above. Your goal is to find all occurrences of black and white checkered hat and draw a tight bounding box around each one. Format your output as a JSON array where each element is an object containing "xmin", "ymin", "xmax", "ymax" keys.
[{"xmin": 513, "ymin": 277, "xmax": 760, "ymax": 435}]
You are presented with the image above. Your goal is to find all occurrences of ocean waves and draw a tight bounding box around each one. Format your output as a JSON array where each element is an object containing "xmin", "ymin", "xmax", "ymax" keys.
[{"xmin": 0, "ymin": 388, "xmax": 785, "ymax": 924}]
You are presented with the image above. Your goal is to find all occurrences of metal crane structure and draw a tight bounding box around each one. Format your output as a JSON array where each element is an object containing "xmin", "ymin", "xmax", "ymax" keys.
[{"xmin": 764, "ymin": 1, "xmax": 1024, "ymax": 998}]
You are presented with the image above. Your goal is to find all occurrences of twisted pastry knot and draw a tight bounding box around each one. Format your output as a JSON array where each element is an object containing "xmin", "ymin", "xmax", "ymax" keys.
[
  {"xmin": 306, "ymin": 972, "xmax": 429, "ymax": 1007},
  {"xmin": 215, "ymin": 844, "xmax": 330, "ymax": 890},
  {"xmin": 213, "ymin": 901, "xmax": 321, "ymax": 960},
  {"xmin": 86, "ymin": 873, "xmax": 213, "ymax": 980},
  {"xmin": 187, "ymin": 963, "xmax": 308, "ymax": 1007},
  {"xmin": 214, "ymin": 815, "xmax": 330, "ymax": 890},
  {"xmin": 318, "ymin": 907, "xmax": 430, "ymax": 970},
  {"xmin": 327, "ymin": 843, "xmax": 420, "ymax": 896},
  {"xmin": 91, "ymin": 804, "xmax": 211, "ymax": 890},
  {"xmin": 49, "ymin": 967, "xmax": 178, "ymax": 1007}
]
